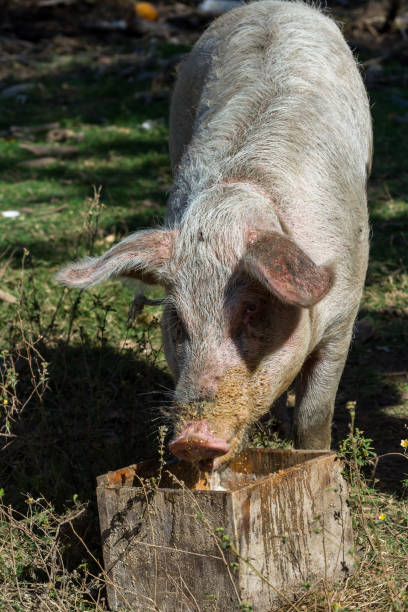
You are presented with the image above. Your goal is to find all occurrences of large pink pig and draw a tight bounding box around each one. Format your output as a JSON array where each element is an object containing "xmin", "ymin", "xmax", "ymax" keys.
[{"xmin": 58, "ymin": 1, "xmax": 372, "ymax": 471}]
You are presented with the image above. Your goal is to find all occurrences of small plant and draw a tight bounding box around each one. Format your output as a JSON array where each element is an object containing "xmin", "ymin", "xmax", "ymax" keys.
[
  {"xmin": 214, "ymin": 526, "xmax": 234, "ymax": 550},
  {"xmin": 239, "ymin": 602, "xmax": 254, "ymax": 612},
  {"xmin": 331, "ymin": 402, "xmax": 408, "ymax": 611},
  {"xmin": 0, "ymin": 496, "xmax": 102, "ymax": 611},
  {"xmin": 249, "ymin": 415, "xmax": 292, "ymax": 449},
  {"xmin": 338, "ymin": 401, "xmax": 376, "ymax": 469},
  {"xmin": 84, "ymin": 186, "xmax": 105, "ymax": 256}
]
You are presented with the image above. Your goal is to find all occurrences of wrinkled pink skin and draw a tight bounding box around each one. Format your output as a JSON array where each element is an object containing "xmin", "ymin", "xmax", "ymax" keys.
[{"xmin": 58, "ymin": 2, "xmax": 371, "ymax": 471}]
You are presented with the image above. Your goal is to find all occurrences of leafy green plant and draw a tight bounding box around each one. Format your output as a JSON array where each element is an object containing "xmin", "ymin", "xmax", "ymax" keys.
[
  {"xmin": 239, "ymin": 602, "xmax": 254, "ymax": 612},
  {"xmin": 338, "ymin": 401, "xmax": 377, "ymax": 469},
  {"xmin": 249, "ymin": 415, "xmax": 292, "ymax": 449}
]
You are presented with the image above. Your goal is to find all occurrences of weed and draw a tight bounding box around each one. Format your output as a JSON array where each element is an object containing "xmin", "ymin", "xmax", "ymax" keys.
[
  {"xmin": 239, "ymin": 603, "xmax": 254, "ymax": 612},
  {"xmin": 337, "ymin": 401, "xmax": 376, "ymax": 469},
  {"xmin": 0, "ymin": 497, "xmax": 104, "ymax": 611},
  {"xmin": 249, "ymin": 415, "xmax": 293, "ymax": 449}
]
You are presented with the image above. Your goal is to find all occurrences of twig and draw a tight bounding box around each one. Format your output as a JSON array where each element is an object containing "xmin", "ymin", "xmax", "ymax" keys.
[
  {"xmin": 167, "ymin": 572, "xmax": 201, "ymax": 611},
  {"xmin": 67, "ymin": 521, "xmax": 134, "ymax": 611},
  {"xmin": 370, "ymin": 451, "xmax": 408, "ymax": 482},
  {"xmin": 380, "ymin": 0, "xmax": 402, "ymax": 33},
  {"xmin": 0, "ymin": 248, "xmax": 16, "ymax": 281},
  {"xmin": 42, "ymin": 506, "xmax": 87, "ymax": 567},
  {"xmin": 7, "ymin": 514, "xmax": 24, "ymax": 606},
  {"xmin": 0, "ymin": 289, "xmax": 17, "ymax": 304},
  {"xmin": 19, "ymin": 143, "xmax": 79, "ymax": 157},
  {"xmin": 168, "ymin": 472, "xmax": 243, "ymax": 606},
  {"xmin": 120, "ymin": 539, "xmax": 223, "ymax": 560},
  {"xmin": 169, "ymin": 472, "xmax": 302, "ymax": 611},
  {"xmin": 20, "ymin": 204, "xmax": 68, "ymax": 217}
]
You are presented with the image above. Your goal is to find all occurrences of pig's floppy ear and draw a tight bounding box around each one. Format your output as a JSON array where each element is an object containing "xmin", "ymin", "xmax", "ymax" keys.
[
  {"xmin": 57, "ymin": 229, "xmax": 176, "ymax": 289},
  {"xmin": 243, "ymin": 231, "xmax": 333, "ymax": 307}
]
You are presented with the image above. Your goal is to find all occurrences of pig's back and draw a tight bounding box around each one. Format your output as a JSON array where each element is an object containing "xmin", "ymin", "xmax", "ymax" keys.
[{"xmin": 169, "ymin": 0, "xmax": 371, "ymax": 291}]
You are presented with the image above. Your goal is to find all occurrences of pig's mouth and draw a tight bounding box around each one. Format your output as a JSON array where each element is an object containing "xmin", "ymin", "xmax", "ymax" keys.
[
  {"xmin": 168, "ymin": 420, "xmax": 244, "ymax": 472},
  {"xmin": 170, "ymin": 436, "xmax": 230, "ymax": 460},
  {"xmin": 200, "ymin": 438, "xmax": 246, "ymax": 472},
  {"xmin": 210, "ymin": 438, "xmax": 246, "ymax": 471}
]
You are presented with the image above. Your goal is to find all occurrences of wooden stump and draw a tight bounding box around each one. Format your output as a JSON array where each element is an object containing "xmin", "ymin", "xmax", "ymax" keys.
[{"xmin": 97, "ymin": 449, "xmax": 353, "ymax": 611}]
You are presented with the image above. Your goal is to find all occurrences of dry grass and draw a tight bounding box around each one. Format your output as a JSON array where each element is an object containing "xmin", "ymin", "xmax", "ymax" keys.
[{"xmin": 0, "ymin": 497, "xmax": 106, "ymax": 612}]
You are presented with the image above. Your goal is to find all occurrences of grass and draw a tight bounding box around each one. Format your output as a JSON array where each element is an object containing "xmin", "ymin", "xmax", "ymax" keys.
[{"xmin": 0, "ymin": 12, "xmax": 407, "ymax": 612}]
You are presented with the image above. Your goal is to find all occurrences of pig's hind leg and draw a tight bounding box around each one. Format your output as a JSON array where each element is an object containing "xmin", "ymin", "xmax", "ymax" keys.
[{"xmin": 293, "ymin": 334, "xmax": 353, "ymax": 450}]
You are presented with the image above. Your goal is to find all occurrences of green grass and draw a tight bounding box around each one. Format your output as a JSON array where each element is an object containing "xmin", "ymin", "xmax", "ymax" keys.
[{"xmin": 0, "ymin": 20, "xmax": 407, "ymax": 612}]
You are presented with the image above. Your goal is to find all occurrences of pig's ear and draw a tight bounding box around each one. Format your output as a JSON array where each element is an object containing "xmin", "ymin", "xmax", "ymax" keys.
[
  {"xmin": 57, "ymin": 229, "xmax": 176, "ymax": 289},
  {"xmin": 243, "ymin": 231, "xmax": 333, "ymax": 307}
]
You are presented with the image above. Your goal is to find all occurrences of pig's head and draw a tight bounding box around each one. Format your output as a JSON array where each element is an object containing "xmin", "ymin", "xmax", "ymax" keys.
[{"xmin": 58, "ymin": 187, "xmax": 332, "ymax": 470}]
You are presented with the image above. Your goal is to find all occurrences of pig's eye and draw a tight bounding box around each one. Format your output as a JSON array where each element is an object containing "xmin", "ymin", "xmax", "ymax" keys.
[
  {"xmin": 175, "ymin": 319, "xmax": 186, "ymax": 342},
  {"xmin": 171, "ymin": 309, "xmax": 187, "ymax": 342},
  {"xmin": 242, "ymin": 302, "xmax": 259, "ymax": 325}
]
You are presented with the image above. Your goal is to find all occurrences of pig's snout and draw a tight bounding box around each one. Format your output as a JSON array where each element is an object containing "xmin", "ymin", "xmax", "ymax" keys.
[{"xmin": 169, "ymin": 420, "xmax": 230, "ymax": 465}]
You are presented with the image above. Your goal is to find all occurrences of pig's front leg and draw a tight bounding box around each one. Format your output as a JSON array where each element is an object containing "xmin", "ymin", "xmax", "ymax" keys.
[
  {"xmin": 293, "ymin": 336, "xmax": 352, "ymax": 449},
  {"xmin": 271, "ymin": 392, "xmax": 292, "ymax": 440}
]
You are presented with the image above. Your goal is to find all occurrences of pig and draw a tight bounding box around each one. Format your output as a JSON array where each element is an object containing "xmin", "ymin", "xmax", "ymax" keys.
[{"xmin": 58, "ymin": 0, "xmax": 372, "ymax": 471}]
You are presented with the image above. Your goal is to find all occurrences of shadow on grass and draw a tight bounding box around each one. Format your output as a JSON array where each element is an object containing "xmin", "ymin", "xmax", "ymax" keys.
[
  {"xmin": 1, "ymin": 342, "xmax": 173, "ymax": 512},
  {"xmin": 333, "ymin": 202, "xmax": 408, "ymax": 494},
  {"xmin": 0, "ymin": 48, "xmax": 172, "ymax": 132},
  {"xmin": 0, "ymin": 134, "xmax": 170, "ymax": 188},
  {"xmin": 0, "ymin": 318, "xmax": 405, "ymax": 606},
  {"xmin": 334, "ymin": 307, "xmax": 408, "ymax": 495},
  {"xmin": 368, "ymin": 207, "xmax": 408, "ymax": 274},
  {"xmin": 2, "ymin": 327, "xmax": 406, "ymax": 514},
  {"xmin": 5, "ymin": 204, "xmax": 166, "ymax": 270}
]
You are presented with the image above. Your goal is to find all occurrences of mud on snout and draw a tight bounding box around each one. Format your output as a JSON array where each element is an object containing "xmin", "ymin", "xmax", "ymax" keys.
[{"xmin": 168, "ymin": 398, "xmax": 256, "ymax": 472}]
